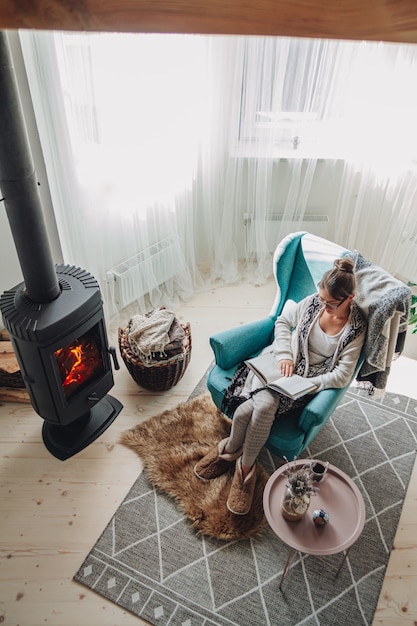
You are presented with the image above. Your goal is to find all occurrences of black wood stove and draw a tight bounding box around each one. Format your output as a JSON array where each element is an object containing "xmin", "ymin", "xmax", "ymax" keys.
[{"xmin": 0, "ymin": 33, "xmax": 122, "ymax": 459}]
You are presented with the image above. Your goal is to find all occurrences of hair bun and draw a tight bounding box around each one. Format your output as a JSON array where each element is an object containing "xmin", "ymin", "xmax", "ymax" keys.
[
  {"xmin": 334, "ymin": 257, "xmax": 354, "ymax": 274},
  {"xmin": 318, "ymin": 255, "xmax": 355, "ymax": 296}
]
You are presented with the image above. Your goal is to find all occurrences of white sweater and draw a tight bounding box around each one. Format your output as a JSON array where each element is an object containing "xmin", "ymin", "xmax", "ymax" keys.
[{"xmin": 244, "ymin": 295, "xmax": 366, "ymax": 396}]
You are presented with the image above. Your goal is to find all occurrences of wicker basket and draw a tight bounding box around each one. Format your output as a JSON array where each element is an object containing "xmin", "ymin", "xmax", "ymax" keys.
[{"xmin": 118, "ymin": 322, "xmax": 191, "ymax": 391}]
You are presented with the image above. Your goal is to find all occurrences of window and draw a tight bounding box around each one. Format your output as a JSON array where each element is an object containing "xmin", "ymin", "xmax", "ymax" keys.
[
  {"xmin": 237, "ymin": 37, "xmax": 417, "ymax": 162},
  {"xmin": 238, "ymin": 38, "xmax": 338, "ymax": 151}
]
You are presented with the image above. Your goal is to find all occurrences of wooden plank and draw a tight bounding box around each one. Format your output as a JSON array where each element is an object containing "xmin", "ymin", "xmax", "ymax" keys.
[
  {"xmin": 0, "ymin": 328, "xmax": 10, "ymax": 341},
  {"xmin": 0, "ymin": 387, "xmax": 30, "ymax": 403},
  {"xmin": 373, "ymin": 464, "xmax": 417, "ymax": 623},
  {"xmin": 0, "ymin": 339, "xmax": 26, "ymax": 397},
  {"xmin": 0, "ymin": 0, "xmax": 417, "ymax": 43},
  {"xmin": 0, "ymin": 340, "xmax": 21, "ymax": 373}
]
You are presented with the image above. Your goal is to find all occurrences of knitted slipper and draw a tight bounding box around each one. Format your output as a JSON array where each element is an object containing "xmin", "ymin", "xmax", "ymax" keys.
[
  {"xmin": 194, "ymin": 438, "xmax": 242, "ymax": 481},
  {"xmin": 226, "ymin": 458, "xmax": 257, "ymax": 515}
]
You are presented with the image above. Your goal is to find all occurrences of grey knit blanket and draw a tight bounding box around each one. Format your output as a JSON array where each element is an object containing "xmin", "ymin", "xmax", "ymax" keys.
[
  {"xmin": 347, "ymin": 251, "xmax": 411, "ymax": 394},
  {"xmin": 127, "ymin": 308, "xmax": 185, "ymax": 363}
]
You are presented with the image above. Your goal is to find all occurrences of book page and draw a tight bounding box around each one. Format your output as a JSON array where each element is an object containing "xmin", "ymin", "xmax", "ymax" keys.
[
  {"xmin": 269, "ymin": 374, "xmax": 316, "ymax": 398},
  {"xmin": 245, "ymin": 352, "xmax": 316, "ymax": 399},
  {"xmin": 245, "ymin": 352, "xmax": 280, "ymax": 384}
]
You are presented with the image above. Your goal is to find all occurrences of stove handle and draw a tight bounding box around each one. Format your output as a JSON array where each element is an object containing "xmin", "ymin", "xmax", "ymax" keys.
[{"xmin": 108, "ymin": 345, "xmax": 120, "ymax": 370}]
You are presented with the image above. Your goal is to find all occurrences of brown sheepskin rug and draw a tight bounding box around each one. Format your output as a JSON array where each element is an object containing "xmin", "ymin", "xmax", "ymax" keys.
[{"xmin": 120, "ymin": 392, "xmax": 270, "ymax": 541}]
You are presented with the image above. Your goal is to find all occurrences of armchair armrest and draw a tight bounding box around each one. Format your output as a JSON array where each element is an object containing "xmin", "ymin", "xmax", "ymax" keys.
[
  {"xmin": 209, "ymin": 316, "xmax": 275, "ymax": 370},
  {"xmin": 298, "ymin": 387, "xmax": 347, "ymax": 432},
  {"xmin": 298, "ymin": 352, "xmax": 364, "ymax": 436}
]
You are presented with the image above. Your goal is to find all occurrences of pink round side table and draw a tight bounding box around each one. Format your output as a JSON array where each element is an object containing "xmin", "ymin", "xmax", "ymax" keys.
[{"xmin": 263, "ymin": 460, "xmax": 366, "ymax": 588}]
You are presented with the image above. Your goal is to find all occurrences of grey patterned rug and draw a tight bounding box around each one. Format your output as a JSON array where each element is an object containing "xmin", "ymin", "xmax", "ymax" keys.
[{"xmin": 74, "ymin": 383, "xmax": 417, "ymax": 625}]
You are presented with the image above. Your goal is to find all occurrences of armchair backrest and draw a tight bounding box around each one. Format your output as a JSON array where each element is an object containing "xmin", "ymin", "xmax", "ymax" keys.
[{"xmin": 269, "ymin": 231, "xmax": 349, "ymax": 319}]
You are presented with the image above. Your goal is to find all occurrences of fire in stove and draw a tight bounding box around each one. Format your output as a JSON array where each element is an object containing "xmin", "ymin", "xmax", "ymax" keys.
[{"xmin": 55, "ymin": 326, "xmax": 105, "ymax": 401}]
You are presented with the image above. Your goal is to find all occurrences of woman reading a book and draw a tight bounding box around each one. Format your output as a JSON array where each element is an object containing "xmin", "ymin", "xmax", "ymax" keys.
[{"xmin": 194, "ymin": 257, "xmax": 367, "ymax": 515}]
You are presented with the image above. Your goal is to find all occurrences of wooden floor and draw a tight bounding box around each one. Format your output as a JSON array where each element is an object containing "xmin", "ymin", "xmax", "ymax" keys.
[{"xmin": 1, "ymin": 279, "xmax": 416, "ymax": 625}]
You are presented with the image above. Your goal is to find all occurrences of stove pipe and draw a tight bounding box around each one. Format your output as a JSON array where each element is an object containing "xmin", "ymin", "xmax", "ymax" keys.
[{"xmin": 0, "ymin": 32, "xmax": 60, "ymax": 304}]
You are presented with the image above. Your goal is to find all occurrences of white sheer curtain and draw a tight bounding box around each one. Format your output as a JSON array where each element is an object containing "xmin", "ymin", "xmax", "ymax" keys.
[
  {"xmin": 332, "ymin": 42, "xmax": 417, "ymax": 282},
  {"xmin": 19, "ymin": 32, "xmax": 417, "ymax": 324},
  {"xmin": 20, "ymin": 32, "xmax": 211, "ymax": 324}
]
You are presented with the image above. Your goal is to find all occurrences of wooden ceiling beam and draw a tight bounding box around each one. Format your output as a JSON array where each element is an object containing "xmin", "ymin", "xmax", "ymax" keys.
[{"xmin": 1, "ymin": 0, "xmax": 417, "ymax": 43}]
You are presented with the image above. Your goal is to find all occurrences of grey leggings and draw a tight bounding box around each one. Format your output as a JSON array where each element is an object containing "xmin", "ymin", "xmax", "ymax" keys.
[{"xmin": 227, "ymin": 389, "xmax": 280, "ymax": 468}]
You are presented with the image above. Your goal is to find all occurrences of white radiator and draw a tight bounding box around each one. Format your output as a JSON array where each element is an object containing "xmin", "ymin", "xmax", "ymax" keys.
[
  {"xmin": 244, "ymin": 213, "xmax": 329, "ymax": 253},
  {"xmin": 108, "ymin": 235, "xmax": 185, "ymax": 309}
]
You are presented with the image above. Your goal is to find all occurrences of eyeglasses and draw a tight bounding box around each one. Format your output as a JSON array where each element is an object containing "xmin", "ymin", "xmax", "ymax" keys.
[{"xmin": 318, "ymin": 296, "xmax": 348, "ymax": 311}]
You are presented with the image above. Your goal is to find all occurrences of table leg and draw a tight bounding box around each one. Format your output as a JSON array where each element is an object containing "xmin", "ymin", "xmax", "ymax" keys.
[
  {"xmin": 279, "ymin": 548, "xmax": 297, "ymax": 589},
  {"xmin": 335, "ymin": 548, "xmax": 350, "ymax": 577}
]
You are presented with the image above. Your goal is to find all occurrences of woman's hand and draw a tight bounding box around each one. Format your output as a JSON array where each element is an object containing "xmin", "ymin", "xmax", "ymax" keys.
[{"xmin": 279, "ymin": 359, "xmax": 294, "ymax": 377}]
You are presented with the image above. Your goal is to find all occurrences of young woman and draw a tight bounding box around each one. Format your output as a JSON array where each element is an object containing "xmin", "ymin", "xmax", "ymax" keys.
[{"xmin": 194, "ymin": 257, "xmax": 367, "ymax": 515}]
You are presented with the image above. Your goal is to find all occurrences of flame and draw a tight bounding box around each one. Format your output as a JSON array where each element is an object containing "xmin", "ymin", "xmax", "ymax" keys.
[{"xmin": 55, "ymin": 332, "xmax": 104, "ymax": 399}]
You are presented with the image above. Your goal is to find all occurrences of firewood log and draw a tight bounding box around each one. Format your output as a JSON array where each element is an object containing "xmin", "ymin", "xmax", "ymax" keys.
[
  {"xmin": 0, "ymin": 387, "xmax": 30, "ymax": 403},
  {"xmin": 0, "ymin": 341, "xmax": 21, "ymax": 374}
]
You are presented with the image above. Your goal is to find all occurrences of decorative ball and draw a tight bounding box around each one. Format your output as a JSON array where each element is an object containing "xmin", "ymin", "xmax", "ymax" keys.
[{"xmin": 313, "ymin": 509, "xmax": 330, "ymax": 526}]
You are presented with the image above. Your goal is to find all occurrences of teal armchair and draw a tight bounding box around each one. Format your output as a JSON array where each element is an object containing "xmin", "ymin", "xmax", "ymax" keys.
[{"xmin": 206, "ymin": 231, "xmax": 362, "ymax": 460}]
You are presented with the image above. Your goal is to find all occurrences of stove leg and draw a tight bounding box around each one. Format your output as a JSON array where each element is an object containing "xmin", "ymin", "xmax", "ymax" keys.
[{"xmin": 42, "ymin": 394, "xmax": 123, "ymax": 460}]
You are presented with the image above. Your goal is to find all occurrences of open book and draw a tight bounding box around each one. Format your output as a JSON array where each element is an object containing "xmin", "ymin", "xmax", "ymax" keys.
[{"xmin": 245, "ymin": 352, "xmax": 317, "ymax": 400}]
